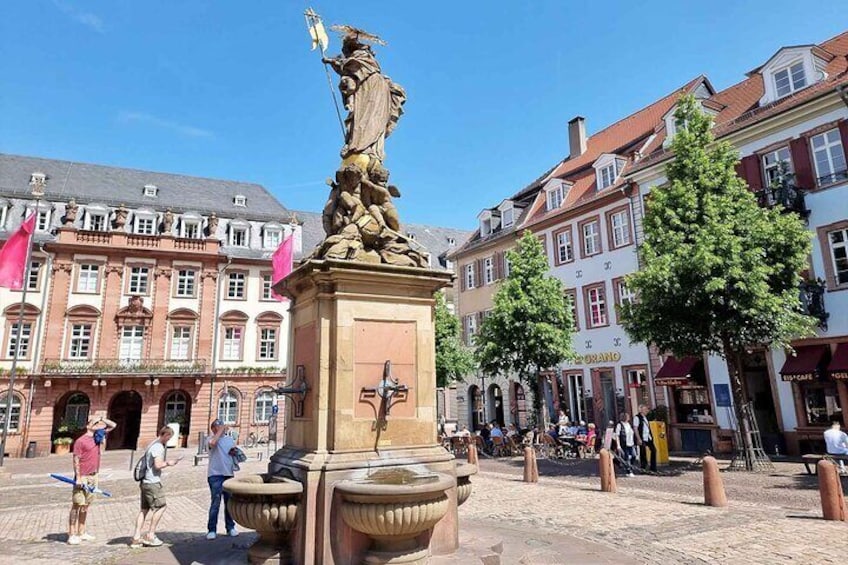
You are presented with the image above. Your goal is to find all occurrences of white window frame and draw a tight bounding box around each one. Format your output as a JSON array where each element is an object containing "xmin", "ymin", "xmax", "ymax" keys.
[
  {"xmin": 263, "ymin": 227, "xmax": 283, "ymax": 249},
  {"xmin": 261, "ymin": 274, "xmax": 273, "ymax": 300},
  {"xmin": 36, "ymin": 209, "xmax": 51, "ymax": 232},
  {"xmin": 6, "ymin": 322, "xmax": 32, "ymax": 359},
  {"xmin": 233, "ymin": 194, "xmax": 247, "ymax": 207},
  {"xmin": 762, "ymin": 147, "xmax": 793, "ymax": 186},
  {"xmin": 829, "ymin": 227, "xmax": 848, "ymax": 286},
  {"xmin": 811, "ymin": 129, "xmax": 847, "ymax": 186},
  {"xmin": 258, "ymin": 328, "xmax": 277, "ymax": 360},
  {"xmin": 464, "ymin": 264, "xmax": 475, "ymax": 290},
  {"xmin": 598, "ymin": 162, "xmax": 617, "ymax": 189},
  {"xmin": 133, "ymin": 213, "xmax": 156, "ymax": 236},
  {"xmin": 617, "ymin": 280, "xmax": 636, "ymax": 308},
  {"xmin": 480, "ymin": 217, "xmax": 492, "ymax": 236},
  {"xmin": 180, "ymin": 219, "xmax": 201, "ymax": 239},
  {"xmin": 26, "ymin": 261, "xmax": 41, "ymax": 292},
  {"xmin": 230, "ymin": 226, "xmax": 248, "ymax": 247},
  {"xmin": 119, "ymin": 325, "xmax": 144, "ymax": 363},
  {"xmin": 610, "ymin": 210, "xmax": 631, "ymax": 248},
  {"xmin": 0, "ymin": 393, "xmax": 22, "ymax": 433},
  {"xmin": 227, "ymin": 272, "xmax": 246, "ymax": 299},
  {"xmin": 503, "ymin": 255, "xmax": 511, "ymax": 278},
  {"xmin": 84, "ymin": 210, "xmax": 108, "ymax": 232},
  {"xmin": 582, "ymin": 221, "xmax": 600, "ymax": 256},
  {"xmin": 483, "ymin": 257, "xmax": 494, "ymax": 285},
  {"xmin": 465, "ymin": 315, "xmax": 477, "ymax": 340},
  {"xmin": 222, "ymin": 327, "xmax": 243, "ymax": 360},
  {"xmin": 773, "ymin": 60, "xmax": 806, "ymax": 98},
  {"xmin": 170, "ymin": 326, "xmax": 191, "ymax": 360},
  {"xmin": 77, "ymin": 264, "xmax": 99, "ymax": 293},
  {"xmin": 546, "ymin": 186, "xmax": 563, "ymax": 211},
  {"xmin": 556, "ymin": 231, "xmax": 573, "ymax": 263},
  {"xmin": 0, "ymin": 206, "xmax": 8, "ymax": 230},
  {"xmin": 587, "ymin": 287, "xmax": 607, "ymax": 327},
  {"xmin": 254, "ymin": 391, "xmax": 275, "ymax": 423},
  {"xmin": 143, "ymin": 184, "xmax": 158, "ymax": 198},
  {"xmin": 175, "ymin": 269, "xmax": 196, "ymax": 298},
  {"xmin": 128, "ymin": 266, "xmax": 150, "ymax": 295},
  {"xmin": 501, "ymin": 207, "xmax": 514, "ymax": 228},
  {"xmin": 68, "ymin": 324, "xmax": 92, "ymax": 360},
  {"xmin": 218, "ymin": 392, "xmax": 239, "ymax": 424}
]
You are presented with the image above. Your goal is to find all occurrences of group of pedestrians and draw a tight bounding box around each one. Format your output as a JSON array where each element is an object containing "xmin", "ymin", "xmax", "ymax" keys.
[
  {"xmin": 611, "ymin": 405, "xmax": 658, "ymax": 476},
  {"xmin": 66, "ymin": 416, "xmax": 242, "ymax": 547}
]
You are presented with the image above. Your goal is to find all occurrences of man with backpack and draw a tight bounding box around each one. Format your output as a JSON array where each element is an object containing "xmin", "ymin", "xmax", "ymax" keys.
[
  {"xmin": 67, "ymin": 414, "xmax": 116, "ymax": 545},
  {"xmin": 633, "ymin": 404, "xmax": 658, "ymax": 473},
  {"xmin": 206, "ymin": 419, "xmax": 237, "ymax": 540},
  {"xmin": 130, "ymin": 426, "xmax": 183, "ymax": 548}
]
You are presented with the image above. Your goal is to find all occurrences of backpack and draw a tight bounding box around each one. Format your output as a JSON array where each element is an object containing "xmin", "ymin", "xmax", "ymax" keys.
[{"xmin": 133, "ymin": 442, "xmax": 158, "ymax": 482}]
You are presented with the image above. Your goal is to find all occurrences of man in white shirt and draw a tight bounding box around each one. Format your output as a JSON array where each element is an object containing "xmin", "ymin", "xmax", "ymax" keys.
[
  {"xmin": 633, "ymin": 405, "xmax": 657, "ymax": 473},
  {"xmin": 206, "ymin": 419, "xmax": 238, "ymax": 540},
  {"xmin": 823, "ymin": 419, "xmax": 848, "ymax": 473},
  {"xmin": 130, "ymin": 426, "xmax": 183, "ymax": 548}
]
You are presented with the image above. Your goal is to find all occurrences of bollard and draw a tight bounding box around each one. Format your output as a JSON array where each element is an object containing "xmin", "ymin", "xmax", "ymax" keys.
[
  {"xmin": 523, "ymin": 446, "xmax": 538, "ymax": 483},
  {"xmin": 817, "ymin": 460, "xmax": 847, "ymax": 521},
  {"xmin": 467, "ymin": 441, "xmax": 478, "ymax": 466},
  {"xmin": 702, "ymin": 456, "xmax": 727, "ymax": 507},
  {"xmin": 599, "ymin": 448, "xmax": 617, "ymax": 493}
]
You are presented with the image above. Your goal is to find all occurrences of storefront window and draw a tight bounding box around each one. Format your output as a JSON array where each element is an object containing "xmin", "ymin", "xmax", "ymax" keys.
[
  {"xmin": 802, "ymin": 383, "xmax": 841, "ymax": 425},
  {"xmin": 674, "ymin": 387, "xmax": 714, "ymax": 424}
]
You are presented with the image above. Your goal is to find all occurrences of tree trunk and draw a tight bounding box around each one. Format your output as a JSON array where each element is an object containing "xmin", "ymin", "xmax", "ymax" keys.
[{"xmin": 722, "ymin": 338, "xmax": 771, "ymax": 471}]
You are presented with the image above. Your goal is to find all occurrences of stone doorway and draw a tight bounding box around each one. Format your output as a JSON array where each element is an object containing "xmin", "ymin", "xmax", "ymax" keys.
[
  {"xmin": 107, "ymin": 390, "xmax": 143, "ymax": 450},
  {"xmin": 487, "ymin": 384, "xmax": 504, "ymax": 427}
]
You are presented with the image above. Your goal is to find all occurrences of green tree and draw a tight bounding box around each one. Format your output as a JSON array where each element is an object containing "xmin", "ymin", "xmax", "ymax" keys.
[
  {"xmin": 434, "ymin": 292, "xmax": 475, "ymax": 388},
  {"xmin": 620, "ymin": 94, "xmax": 815, "ymax": 470},
  {"xmin": 475, "ymin": 231, "xmax": 575, "ymax": 423}
]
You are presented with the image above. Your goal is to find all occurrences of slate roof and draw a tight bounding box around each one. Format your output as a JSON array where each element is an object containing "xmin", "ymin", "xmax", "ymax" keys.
[
  {"xmin": 292, "ymin": 209, "xmax": 471, "ymax": 269},
  {"xmin": 0, "ymin": 153, "xmax": 288, "ymax": 222}
]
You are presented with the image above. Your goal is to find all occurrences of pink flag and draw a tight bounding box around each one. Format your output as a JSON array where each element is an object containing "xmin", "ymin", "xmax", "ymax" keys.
[
  {"xmin": 271, "ymin": 234, "xmax": 294, "ymax": 302},
  {"xmin": 0, "ymin": 214, "xmax": 36, "ymax": 290}
]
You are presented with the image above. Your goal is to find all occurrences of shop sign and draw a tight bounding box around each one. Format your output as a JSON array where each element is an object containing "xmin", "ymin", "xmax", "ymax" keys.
[
  {"xmin": 713, "ymin": 384, "xmax": 731, "ymax": 407},
  {"xmin": 569, "ymin": 351, "xmax": 622, "ymax": 365}
]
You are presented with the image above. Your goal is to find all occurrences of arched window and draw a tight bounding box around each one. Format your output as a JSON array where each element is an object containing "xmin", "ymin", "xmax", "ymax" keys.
[
  {"xmin": 0, "ymin": 391, "xmax": 22, "ymax": 433},
  {"xmin": 218, "ymin": 391, "xmax": 239, "ymax": 425},
  {"xmin": 65, "ymin": 393, "xmax": 90, "ymax": 428},
  {"xmin": 164, "ymin": 391, "xmax": 188, "ymax": 423},
  {"xmin": 254, "ymin": 390, "xmax": 275, "ymax": 423}
]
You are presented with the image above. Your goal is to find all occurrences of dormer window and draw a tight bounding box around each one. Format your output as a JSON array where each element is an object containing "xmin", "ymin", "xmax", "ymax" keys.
[
  {"xmin": 546, "ymin": 186, "xmax": 563, "ymax": 211},
  {"xmin": 143, "ymin": 184, "xmax": 158, "ymax": 198},
  {"xmin": 229, "ymin": 221, "xmax": 249, "ymax": 247},
  {"xmin": 481, "ymin": 217, "xmax": 492, "ymax": 236},
  {"xmin": 233, "ymin": 195, "xmax": 247, "ymax": 207},
  {"xmin": 447, "ymin": 237, "xmax": 455, "ymax": 246},
  {"xmin": 263, "ymin": 225, "xmax": 282, "ymax": 248},
  {"xmin": 84, "ymin": 205, "xmax": 109, "ymax": 232},
  {"xmin": 593, "ymin": 154, "xmax": 626, "ymax": 190},
  {"xmin": 773, "ymin": 61, "xmax": 806, "ymax": 98},
  {"xmin": 133, "ymin": 211, "xmax": 157, "ymax": 235},
  {"xmin": 406, "ymin": 232, "xmax": 416, "ymax": 240},
  {"xmin": 501, "ymin": 207, "xmax": 514, "ymax": 228},
  {"xmin": 180, "ymin": 213, "xmax": 203, "ymax": 239},
  {"xmin": 599, "ymin": 163, "xmax": 617, "ymax": 189},
  {"xmin": 0, "ymin": 200, "xmax": 8, "ymax": 230},
  {"xmin": 35, "ymin": 209, "xmax": 50, "ymax": 232}
]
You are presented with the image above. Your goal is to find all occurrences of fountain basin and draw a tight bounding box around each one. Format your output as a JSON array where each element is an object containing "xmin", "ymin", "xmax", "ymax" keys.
[
  {"xmin": 224, "ymin": 474, "xmax": 303, "ymax": 564},
  {"xmin": 454, "ymin": 462, "xmax": 477, "ymax": 507},
  {"xmin": 335, "ymin": 469, "xmax": 454, "ymax": 564}
]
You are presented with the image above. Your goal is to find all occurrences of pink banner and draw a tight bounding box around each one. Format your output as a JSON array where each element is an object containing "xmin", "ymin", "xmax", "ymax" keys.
[
  {"xmin": 0, "ymin": 214, "xmax": 36, "ymax": 290},
  {"xmin": 271, "ymin": 234, "xmax": 294, "ymax": 301}
]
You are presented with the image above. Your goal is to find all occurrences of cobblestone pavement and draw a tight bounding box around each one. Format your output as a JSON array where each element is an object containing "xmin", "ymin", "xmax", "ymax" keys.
[{"xmin": 0, "ymin": 450, "xmax": 844, "ymax": 564}]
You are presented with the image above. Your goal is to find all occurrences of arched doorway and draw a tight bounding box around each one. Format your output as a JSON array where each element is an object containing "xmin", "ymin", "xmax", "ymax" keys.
[
  {"xmin": 108, "ymin": 391, "xmax": 142, "ymax": 450},
  {"xmin": 487, "ymin": 384, "xmax": 505, "ymax": 427},
  {"xmin": 53, "ymin": 392, "xmax": 91, "ymax": 432},
  {"xmin": 511, "ymin": 382, "xmax": 527, "ymax": 429},
  {"xmin": 468, "ymin": 385, "xmax": 484, "ymax": 431},
  {"xmin": 159, "ymin": 390, "xmax": 191, "ymax": 448}
]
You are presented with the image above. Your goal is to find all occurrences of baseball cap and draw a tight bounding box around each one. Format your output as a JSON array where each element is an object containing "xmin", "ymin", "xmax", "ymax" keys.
[{"xmin": 211, "ymin": 419, "xmax": 224, "ymax": 427}]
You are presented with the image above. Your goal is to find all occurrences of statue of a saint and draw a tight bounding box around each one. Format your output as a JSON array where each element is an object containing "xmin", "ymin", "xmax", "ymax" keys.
[
  {"xmin": 162, "ymin": 209, "xmax": 174, "ymax": 234},
  {"xmin": 64, "ymin": 199, "xmax": 78, "ymax": 226}
]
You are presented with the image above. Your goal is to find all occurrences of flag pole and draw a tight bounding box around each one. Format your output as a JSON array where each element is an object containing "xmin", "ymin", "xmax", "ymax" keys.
[
  {"xmin": 305, "ymin": 8, "xmax": 346, "ymax": 139},
  {"xmin": 0, "ymin": 203, "xmax": 38, "ymax": 467}
]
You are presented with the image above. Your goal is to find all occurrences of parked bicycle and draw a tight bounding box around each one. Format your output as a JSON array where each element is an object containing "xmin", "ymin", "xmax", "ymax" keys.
[{"xmin": 245, "ymin": 430, "xmax": 268, "ymax": 448}]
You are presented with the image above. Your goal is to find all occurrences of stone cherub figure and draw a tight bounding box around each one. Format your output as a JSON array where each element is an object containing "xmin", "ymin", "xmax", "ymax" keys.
[
  {"xmin": 114, "ymin": 205, "xmax": 128, "ymax": 230},
  {"xmin": 63, "ymin": 199, "xmax": 78, "ymax": 226},
  {"xmin": 313, "ymin": 25, "xmax": 426, "ymax": 268}
]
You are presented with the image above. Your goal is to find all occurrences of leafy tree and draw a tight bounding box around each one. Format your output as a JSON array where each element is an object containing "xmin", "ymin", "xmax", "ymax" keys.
[
  {"xmin": 475, "ymin": 230, "xmax": 575, "ymax": 423},
  {"xmin": 620, "ymin": 94, "xmax": 815, "ymax": 470},
  {"xmin": 434, "ymin": 291, "xmax": 475, "ymax": 388}
]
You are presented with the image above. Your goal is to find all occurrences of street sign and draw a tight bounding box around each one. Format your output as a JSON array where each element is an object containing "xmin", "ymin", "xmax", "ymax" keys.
[
  {"xmin": 272, "ymin": 404, "xmax": 279, "ymax": 415},
  {"xmin": 714, "ymin": 384, "xmax": 732, "ymax": 407}
]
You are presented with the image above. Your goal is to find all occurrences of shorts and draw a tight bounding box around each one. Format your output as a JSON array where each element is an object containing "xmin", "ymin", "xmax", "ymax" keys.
[
  {"xmin": 140, "ymin": 482, "xmax": 167, "ymax": 510},
  {"xmin": 72, "ymin": 474, "xmax": 98, "ymax": 506}
]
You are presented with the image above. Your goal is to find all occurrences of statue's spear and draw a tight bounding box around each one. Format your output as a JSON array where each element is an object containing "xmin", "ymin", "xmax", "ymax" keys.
[{"xmin": 304, "ymin": 8, "xmax": 346, "ymax": 139}]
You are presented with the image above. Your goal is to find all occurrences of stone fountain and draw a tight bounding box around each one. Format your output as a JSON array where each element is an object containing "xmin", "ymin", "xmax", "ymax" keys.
[{"xmin": 224, "ymin": 18, "xmax": 476, "ymax": 564}]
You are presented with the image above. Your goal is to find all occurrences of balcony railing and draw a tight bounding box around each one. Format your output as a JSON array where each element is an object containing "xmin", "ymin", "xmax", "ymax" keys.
[
  {"xmin": 754, "ymin": 185, "xmax": 808, "ymax": 217},
  {"xmin": 799, "ymin": 279, "xmax": 829, "ymax": 331},
  {"xmin": 41, "ymin": 358, "xmax": 208, "ymax": 375},
  {"xmin": 816, "ymin": 169, "xmax": 848, "ymax": 188}
]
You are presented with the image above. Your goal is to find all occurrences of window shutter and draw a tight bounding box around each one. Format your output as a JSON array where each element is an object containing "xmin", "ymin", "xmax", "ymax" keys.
[
  {"xmin": 739, "ymin": 155, "xmax": 761, "ymax": 189},
  {"xmin": 476, "ymin": 311, "xmax": 484, "ymax": 329},
  {"xmin": 461, "ymin": 315, "xmax": 468, "ymax": 344},
  {"xmin": 475, "ymin": 260, "xmax": 482, "ymax": 287},
  {"xmin": 460, "ymin": 265, "xmax": 467, "ymax": 291},
  {"xmin": 839, "ymin": 120, "xmax": 848, "ymax": 165},
  {"xmin": 494, "ymin": 252, "xmax": 502, "ymax": 280},
  {"xmin": 789, "ymin": 137, "xmax": 814, "ymax": 189}
]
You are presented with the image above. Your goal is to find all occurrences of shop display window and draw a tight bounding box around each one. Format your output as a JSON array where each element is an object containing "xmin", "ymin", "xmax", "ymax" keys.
[
  {"xmin": 674, "ymin": 387, "xmax": 714, "ymax": 424},
  {"xmin": 802, "ymin": 383, "xmax": 841, "ymax": 426}
]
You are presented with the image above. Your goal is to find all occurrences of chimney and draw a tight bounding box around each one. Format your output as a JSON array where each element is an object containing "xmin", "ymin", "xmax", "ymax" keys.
[{"xmin": 568, "ymin": 116, "xmax": 587, "ymax": 159}]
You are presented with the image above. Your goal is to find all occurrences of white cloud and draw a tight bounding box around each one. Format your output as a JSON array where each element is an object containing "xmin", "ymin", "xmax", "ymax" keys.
[
  {"xmin": 52, "ymin": 0, "xmax": 105, "ymax": 33},
  {"xmin": 117, "ymin": 111, "xmax": 215, "ymax": 139}
]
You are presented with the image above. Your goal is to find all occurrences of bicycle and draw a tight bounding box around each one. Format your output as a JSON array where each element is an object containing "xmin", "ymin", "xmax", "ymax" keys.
[{"xmin": 245, "ymin": 430, "xmax": 267, "ymax": 448}]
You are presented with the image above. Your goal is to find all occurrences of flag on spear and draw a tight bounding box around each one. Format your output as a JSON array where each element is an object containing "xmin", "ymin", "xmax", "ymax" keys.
[
  {"xmin": 0, "ymin": 214, "xmax": 35, "ymax": 290},
  {"xmin": 271, "ymin": 234, "xmax": 294, "ymax": 302},
  {"xmin": 305, "ymin": 8, "xmax": 329, "ymax": 53}
]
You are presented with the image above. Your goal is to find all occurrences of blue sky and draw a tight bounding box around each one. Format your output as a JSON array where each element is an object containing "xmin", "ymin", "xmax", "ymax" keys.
[{"xmin": 1, "ymin": 1, "xmax": 845, "ymax": 229}]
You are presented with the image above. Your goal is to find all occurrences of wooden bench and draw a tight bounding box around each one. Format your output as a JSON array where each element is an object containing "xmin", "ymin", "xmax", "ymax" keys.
[{"xmin": 801, "ymin": 453, "xmax": 848, "ymax": 475}]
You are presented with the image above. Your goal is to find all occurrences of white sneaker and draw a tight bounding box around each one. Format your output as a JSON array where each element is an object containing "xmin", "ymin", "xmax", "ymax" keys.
[
  {"xmin": 227, "ymin": 528, "xmax": 238, "ymax": 537},
  {"xmin": 627, "ymin": 472, "xmax": 635, "ymax": 477},
  {"xmin": 206, "ymin": 532, "xmax": 217, "ymax": 540},
  {"xmin": 79, "ymin": 533, "xmax": 96, "ymax": 542},
  {"xmin": 68, "ymin": 535, "xmax": 81, "ymax": 545}
]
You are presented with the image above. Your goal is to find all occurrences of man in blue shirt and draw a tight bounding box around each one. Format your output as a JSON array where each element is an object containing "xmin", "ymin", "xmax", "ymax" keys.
[{"xmin": 206, "ymin": 419, "xmax": 237, "ymax": 540}]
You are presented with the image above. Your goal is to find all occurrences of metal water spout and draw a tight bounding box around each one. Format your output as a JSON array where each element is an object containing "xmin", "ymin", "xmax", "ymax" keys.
[{"xmin": 363, "ymin": 360, "xmax": 408, "ymax": 417}]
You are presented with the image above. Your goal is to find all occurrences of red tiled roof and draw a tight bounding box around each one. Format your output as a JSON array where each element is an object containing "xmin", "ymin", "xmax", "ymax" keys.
[
  {"xmin": 630, "ymin": 29, "xmax": 848, "ymax": 174},
  {"xmin": 523, "ymin": 76, "xmax": 709, "ymax": 227}
]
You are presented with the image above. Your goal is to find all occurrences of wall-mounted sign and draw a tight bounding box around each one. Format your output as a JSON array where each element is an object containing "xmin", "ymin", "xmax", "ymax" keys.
[
  {"xmin": 713, "ymin": 384, "xmax": 732, "ymax": 407},
  {"xmin": 568, "ymin": 351, "xmax": 622, "ymax": 365}
]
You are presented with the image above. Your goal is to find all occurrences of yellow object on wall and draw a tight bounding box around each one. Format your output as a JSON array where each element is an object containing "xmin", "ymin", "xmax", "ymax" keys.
[{"xmin": 651, "ymin": 421, "xmax": 670, "ymax": 465}]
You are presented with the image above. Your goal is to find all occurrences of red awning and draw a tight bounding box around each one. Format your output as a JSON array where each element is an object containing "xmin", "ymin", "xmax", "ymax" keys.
[
  {"xmin": 654, "ymin": 356, "xmax": 700, "ymax": 387},
  {"xmin": 827, "ymin": 343, "xmax": 848, "ymax": 380},
  {"xmin": 779, "ymin": 345, "xmax": 828, "ymax": 382}
]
